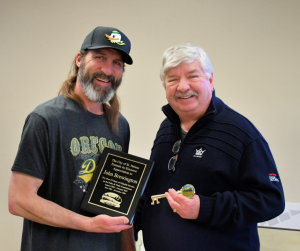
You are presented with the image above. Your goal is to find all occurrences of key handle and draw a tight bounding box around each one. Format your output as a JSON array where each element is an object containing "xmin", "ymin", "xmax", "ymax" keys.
[{"xmin": 181, "ymin": 184, "xmax": 195, "ymax": 198}]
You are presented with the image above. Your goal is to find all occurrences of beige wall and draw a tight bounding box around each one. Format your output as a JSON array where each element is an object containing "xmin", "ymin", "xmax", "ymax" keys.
[
  {"xmin": 1, "ymin": 0, "xmax": 299, "ymax": 249},
  {"xmin": 258, "ymin": 228, "xmax": 300, "ymax": 251}
]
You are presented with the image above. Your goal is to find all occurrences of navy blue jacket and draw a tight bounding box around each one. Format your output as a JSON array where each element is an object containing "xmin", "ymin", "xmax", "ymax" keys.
[{"xmin": 134, "ymin": 92, "xmax": 284, "ymax": 251}]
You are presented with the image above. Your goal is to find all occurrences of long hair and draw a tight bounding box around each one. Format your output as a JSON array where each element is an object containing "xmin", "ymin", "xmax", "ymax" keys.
[{"xmin": 58, "ymin": 51, "xmax": 121, "ymax": 134}]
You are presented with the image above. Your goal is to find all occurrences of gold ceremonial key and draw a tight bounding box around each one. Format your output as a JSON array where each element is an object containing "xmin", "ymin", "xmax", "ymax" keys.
[
  {"xmin": 151, "ymin": 184, "xmax": 195, "ymax": 205},
  {"xmin": 151, "ymin": 190, "xmax": 181, "ymax": 205}
]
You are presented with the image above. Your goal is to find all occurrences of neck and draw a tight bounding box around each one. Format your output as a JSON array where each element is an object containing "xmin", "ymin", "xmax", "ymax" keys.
[
  {"xmin": 180, "ymin": 117, "xmax": 198, "ymax": 132},
  {"xmin": 178, "ymin": 105, "xmax": 209, "ymax": 132},
  {"xmin": 74, "ymin": 81, "xmax": 104, "ymax": 115}
]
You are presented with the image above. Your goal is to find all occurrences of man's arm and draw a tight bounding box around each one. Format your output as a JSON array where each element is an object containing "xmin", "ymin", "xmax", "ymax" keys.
[
  {"xmin": 166, "ymin": 138, "xmax": 285, "ymax": 230},
  {"xmin": 8, "ymin": 171, "xmax": 132, "ymax": 233}
]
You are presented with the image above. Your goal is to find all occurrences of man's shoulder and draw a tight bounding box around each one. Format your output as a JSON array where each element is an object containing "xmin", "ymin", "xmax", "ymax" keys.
[
  {"xmin": 159, "ymin": 117, "xmax": 174, "ymax": 129},
  {"xmin": 154, "ymin": 118, "xmax": 176, "ymax": 139},
  {"xmin": 32, "ymin": 95, "xmax": 80, "ymax": 119},
  {"xmin": 118, "ymin": 112, "xmax": 129, "ymax": 125},
  {"xmin": 214, "ymin": 103, "xmax": 266, "ymax": 142},
  {"xmin": 117, "ymin": 112, "xmax": 130, "ymax": 135}
]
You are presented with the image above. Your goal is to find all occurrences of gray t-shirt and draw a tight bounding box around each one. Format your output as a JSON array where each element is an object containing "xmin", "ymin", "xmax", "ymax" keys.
[
  {"xmin": 180, "ymin": 128, "xmax": 187, "ymax": 142},
  {"xmin": 12, "ymin": 95, "xmax": 130, "ymax": 251}
]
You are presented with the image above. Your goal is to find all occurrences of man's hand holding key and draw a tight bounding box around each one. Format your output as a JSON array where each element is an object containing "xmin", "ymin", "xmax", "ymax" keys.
[
  {"xmin": 165, "ymin": 188, "xmax": 200, "ymax": 219},
  {"xmin": 151, "ymin": 184, "xmax": 200, "ymax": 219}
]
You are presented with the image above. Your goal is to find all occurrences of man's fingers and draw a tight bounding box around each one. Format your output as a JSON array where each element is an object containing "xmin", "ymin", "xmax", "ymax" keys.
[
  {"xmin": 168, "ymin": 189, "xmax": 188, "ymax": 203},
  {"xmin": 165, "ymin": 190, "xmax": 181, "ymax": 210},
  {"xmin": 91, "ymin": 215, "xmax": 132, "ymax": 233},
  {"xmin": 108, "ymin": 216, "xmax": 129, "ymax": 225},
  {"xmin": 108, "ymin": 223, "xmax": 132, "ymax": 233},
  {"xmin": 166, "ymin": 189, "xmax": 200, "ymax": 219},
  {"xmin": 168, "ymin": 188, "xmax": 181, "ymax": 198},
  {"xmin": 165, "ymin": 191, "xmax": 176, "ymax": 204},
  {"xmin": 111, "ymin": 216, "xmax": 130, "ymax": 226}
]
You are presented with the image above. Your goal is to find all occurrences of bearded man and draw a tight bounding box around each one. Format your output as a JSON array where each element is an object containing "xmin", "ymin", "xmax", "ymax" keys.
[{"xmin": 9, "ymin": 26, "xmax": 135, "ymax": 251}]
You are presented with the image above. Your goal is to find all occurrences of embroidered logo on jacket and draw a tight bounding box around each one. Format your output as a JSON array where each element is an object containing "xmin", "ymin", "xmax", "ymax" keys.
[
  {"xmin": 193, "ymin": 147, "xmax": 206, "ymax": 158},
  {"xmin": 269, "ymin": 173, "xmax": 279, "ymax": 182}
]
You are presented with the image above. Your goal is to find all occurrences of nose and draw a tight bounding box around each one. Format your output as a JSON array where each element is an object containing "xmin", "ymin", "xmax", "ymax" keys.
[
  {"xmin": 101, "ymin": 60, "xmax": 114, "ymax": 76},
  {"xmin": 177, "ymin": 78, "xmax": 190, "ymax": 92}
]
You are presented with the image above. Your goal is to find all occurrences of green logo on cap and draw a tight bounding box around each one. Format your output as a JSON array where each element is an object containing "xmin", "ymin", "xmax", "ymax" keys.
[{"xmin": 105, "ymin": 31, "xmax": 125, "ymax": 45}]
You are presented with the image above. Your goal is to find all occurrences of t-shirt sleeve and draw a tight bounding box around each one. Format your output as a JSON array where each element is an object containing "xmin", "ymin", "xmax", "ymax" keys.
[{"xmin": 12, "ymin": 112, "xmax": 49, "ymax": 180}]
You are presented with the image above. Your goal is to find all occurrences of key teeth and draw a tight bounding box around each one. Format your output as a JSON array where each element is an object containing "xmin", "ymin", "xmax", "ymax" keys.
[{"xmin": 151, "ymin": 199, "xmax": 160, "ymax": 205}]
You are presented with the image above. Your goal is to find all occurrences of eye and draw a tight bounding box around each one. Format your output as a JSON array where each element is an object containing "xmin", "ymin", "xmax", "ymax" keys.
[
  {"xmin": 166, "ymin": 78, "xmax": 178, "ymax": 85},
  {"xmin": 95, "ymin": 56, "xmax": 105, "ymax": 60},
  {"xmin": 114, "ymin": 61, "xmax": 123, "ymax": 67}
]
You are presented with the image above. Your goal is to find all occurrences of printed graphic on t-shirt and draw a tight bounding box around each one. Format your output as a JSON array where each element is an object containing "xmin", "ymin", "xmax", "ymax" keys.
[{"xmin": 70, "ymin": 135, "xmax": 122, "ymax": 192}]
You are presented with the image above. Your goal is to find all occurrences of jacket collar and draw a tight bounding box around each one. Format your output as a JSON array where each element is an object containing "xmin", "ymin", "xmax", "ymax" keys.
[{"xmin": 162, "ymin": 90, "xmax": 218, "ymax": 137}]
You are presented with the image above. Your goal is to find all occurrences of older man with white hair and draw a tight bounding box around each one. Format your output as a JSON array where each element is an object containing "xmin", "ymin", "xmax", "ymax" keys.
[{"xmin": 134, "ymin": 43, "xmax": 285, "ymax": 251}]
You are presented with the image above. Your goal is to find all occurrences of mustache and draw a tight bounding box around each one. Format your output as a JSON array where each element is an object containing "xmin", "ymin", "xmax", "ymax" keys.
[
  {"xmin": 174, "ymin": 90, "xmax": 199, "ymax": 100},
  {"xmin": 92, "ymin": 72, "xmax": 115, "ymax": 84},
  {"xmin": 92, "ymin": 72, "xmax": 122, "ymax": 90}
]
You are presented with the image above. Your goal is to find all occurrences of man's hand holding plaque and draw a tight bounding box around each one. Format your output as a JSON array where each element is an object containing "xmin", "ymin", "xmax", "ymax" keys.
[
  {"xmin": 81, "ymin": 148, "xmax": 154, "ymax": 225},
  {"xmin": 86, "ymin": 214, "xmax": 132, "ymax": 233}
]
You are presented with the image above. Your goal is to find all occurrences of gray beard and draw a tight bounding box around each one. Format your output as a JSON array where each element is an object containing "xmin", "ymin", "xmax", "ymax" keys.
[
  {"xmin": 80, "ymin": 79, "xmax": 115, "ymax": 103},
  {"xmin": 77, "ymin": 66, "xmax": 121, "ymax": 103}
]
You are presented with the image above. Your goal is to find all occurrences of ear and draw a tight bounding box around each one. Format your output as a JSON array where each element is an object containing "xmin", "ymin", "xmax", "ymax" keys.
[
  {"xmin": 75, "ymin": 52, "xmax": 82, "ymax": 68},
  {"xmin": 209, "ymin": 73, "xmax": 214, "ymax": 91}
]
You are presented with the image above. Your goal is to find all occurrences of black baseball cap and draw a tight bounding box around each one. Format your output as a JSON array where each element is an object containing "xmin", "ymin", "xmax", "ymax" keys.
[{"xmin": 81, "ymin": 26, "xmax": 133, "ymax": 65}]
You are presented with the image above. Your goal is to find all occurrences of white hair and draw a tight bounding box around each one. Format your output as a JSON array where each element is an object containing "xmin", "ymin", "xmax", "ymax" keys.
[{"xmin": 160, "ymin": 43, "xmax": 213, "ymax": 87}]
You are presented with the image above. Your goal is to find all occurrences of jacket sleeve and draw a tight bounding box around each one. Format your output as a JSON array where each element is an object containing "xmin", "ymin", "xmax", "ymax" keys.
[{"xmin": 196, "ymin": 137, "xmax": 285, "ymax": 230}]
